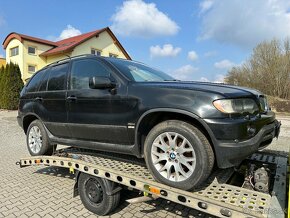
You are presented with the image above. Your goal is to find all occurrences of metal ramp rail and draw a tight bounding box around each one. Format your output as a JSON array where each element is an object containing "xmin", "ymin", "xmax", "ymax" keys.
[{"xmin": 17, "ymin": 148, "xmax": 287, "ymax": 218}]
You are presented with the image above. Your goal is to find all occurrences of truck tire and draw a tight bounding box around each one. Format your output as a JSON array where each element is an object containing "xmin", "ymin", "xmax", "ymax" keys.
[
  {"xmin": 144, "ymin": 120, "xmax": 214, "ymax": 191},
  {"xmin": 78, "ymin": 173, "xmax": 120, "ymax": 216},
  {"xmin": 26, "ymin": 120, "xmax": 56, "ymax": 156}
]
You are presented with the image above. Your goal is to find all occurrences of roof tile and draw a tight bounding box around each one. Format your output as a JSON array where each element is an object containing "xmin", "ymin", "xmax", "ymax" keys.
[
  {"xmin": 2, "ymin": 27, "xmax": 131, "ymax": 59},
  {"xmin": 41, "ymin": 29, "xmax": 104, "ymax": 56}
]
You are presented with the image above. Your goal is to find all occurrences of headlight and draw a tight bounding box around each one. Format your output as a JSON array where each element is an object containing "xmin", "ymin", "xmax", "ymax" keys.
[
  {"xmin": 213, "ymin": 98, "xmax": 259, "ymax": 114},
  {"xmin": 259, "ymin": 96, "xmax": 268, "ymax": 112}
]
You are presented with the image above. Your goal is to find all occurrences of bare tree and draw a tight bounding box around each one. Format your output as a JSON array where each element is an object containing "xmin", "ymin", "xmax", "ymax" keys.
[{"xmin": 225, "ymin": 39, "xmax": 290, "ymax": 99}]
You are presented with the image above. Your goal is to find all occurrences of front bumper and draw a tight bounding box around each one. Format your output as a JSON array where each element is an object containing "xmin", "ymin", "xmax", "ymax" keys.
[{"xmin": 203, "ymin": 113, "xmax": 281, "ymax": 168}]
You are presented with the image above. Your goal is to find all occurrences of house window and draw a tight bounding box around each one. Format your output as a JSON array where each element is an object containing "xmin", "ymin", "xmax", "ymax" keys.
[
  {"xmin": 91, "ymin": 48, "xmax": 101, "ymax": 56},
  {"xmin": 10, "ymin": 47, "xmax": 19, "ymax": 57},
  {"xmin": 28, "ymin": 65, "xmax": 36, "ymax": 74},
  {"xmin": 28, "ymin": 46, "xmax": 36, "ymax": 55},
  {"xmin": 109, "ymin": 53, "xmax": 118, "ymax": 58}
]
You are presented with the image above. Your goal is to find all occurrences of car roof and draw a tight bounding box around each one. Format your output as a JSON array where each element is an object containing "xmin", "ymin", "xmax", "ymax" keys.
[{"xmin": 43, "ymin": 54, "xmax": 140, "ymax": 69}]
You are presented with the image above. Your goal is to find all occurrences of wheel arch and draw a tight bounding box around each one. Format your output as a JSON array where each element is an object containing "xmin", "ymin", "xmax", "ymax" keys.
[
  {"xmin": 22, "ymin": 113, "xmax": 42, "ymax": 134},
  {"xmin": 135, "ymin": 108, "xmax": 217, "ymax": 157}
]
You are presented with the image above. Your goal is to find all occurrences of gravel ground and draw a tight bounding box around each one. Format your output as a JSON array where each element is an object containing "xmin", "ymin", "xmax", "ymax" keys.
[
  {"xmin": 266, "ymin": 115, "xmax": 290, "ymax": 152},
  {"xmin": 0, "ymin": 110, "xmax": 289, "ymax": 217}
]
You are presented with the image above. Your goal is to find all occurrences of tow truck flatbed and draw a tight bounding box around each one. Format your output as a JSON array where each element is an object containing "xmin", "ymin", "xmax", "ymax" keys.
[{"xmin": 17, "ymin": 148, "xmax": 288, "ymax": 218}]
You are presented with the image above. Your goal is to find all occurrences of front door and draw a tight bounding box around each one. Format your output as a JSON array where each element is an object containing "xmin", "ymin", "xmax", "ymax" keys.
[{"xmin": 67, "ymin": 58, "xmax": 130, "ymax": 144}]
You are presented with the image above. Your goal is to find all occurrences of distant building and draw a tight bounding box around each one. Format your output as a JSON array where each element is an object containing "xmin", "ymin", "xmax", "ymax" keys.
[
  {"xmin": 2, "ymin": 27, "xmax": 131, "ymax": 82},
  {"xmin": 0, "ymin": 58, "xmax": 5, "ymax": 67}
]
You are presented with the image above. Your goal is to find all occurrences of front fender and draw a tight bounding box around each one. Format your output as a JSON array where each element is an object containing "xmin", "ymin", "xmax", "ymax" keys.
[{"xmin": 134, "ymin": 108, "xmax": 218, "ymax": 157}]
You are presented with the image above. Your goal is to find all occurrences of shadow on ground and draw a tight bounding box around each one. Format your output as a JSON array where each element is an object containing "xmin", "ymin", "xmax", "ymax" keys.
[
  {"xmin": 33, "ymin": 165, "xmax": 215, "ymax": 217},
  {"xmin": 35, "ymin": 166, "xmax": 75, "ymax": 180}
]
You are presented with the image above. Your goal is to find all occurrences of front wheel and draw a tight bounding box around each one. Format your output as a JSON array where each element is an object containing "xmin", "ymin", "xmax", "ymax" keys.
[{"xmin": 144, "ymin": 120, "xmax": 214, "ymax": 191}]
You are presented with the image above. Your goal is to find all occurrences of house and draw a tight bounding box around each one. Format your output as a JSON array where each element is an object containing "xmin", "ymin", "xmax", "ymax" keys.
[
  {"xmin": 2, "ymin": 27, "xmax": 131, "ymax": 82},
  {"xmin": 0, "ymin": 58, "xmax": 5, "ymax": 67}
]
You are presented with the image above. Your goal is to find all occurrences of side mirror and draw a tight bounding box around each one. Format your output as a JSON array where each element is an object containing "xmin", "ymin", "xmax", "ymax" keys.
[{"xmin": 89, "ymin": 76, "xmax": 116, "ymax": 89}]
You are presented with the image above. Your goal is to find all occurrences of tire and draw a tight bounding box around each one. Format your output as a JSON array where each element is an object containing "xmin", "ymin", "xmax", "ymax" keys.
[
  {"xmin": 144, "ymin": 120, "xmax": 214, "ymax": 191},
  {"xmin": 78, "ymin": 173, "xmax": 120, "ymax": 216},
  {"xmin": 26, "ymin": 120, "xmax": 56, "ymax": 156}
]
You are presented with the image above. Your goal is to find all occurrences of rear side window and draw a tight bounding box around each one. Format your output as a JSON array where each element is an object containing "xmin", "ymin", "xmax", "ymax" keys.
[
  {"xmin": 70, "ymin": 59, "xmax": 110, "ymax": 90},
  {"xmin": 26, "ymin": 69, "xmax": 46, "ymax": 92},
  {"xmin": 38, "ymin": 69, "xmax": 49, "ymax": 91},
  {"xmin": 47, "ymin": 63, "xmax": 68, "ymax": 91}
]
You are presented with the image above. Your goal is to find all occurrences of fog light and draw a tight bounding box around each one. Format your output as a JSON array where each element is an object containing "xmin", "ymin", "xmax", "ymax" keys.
[{"xmin": 247, "ymin": 126, "xmax": 256, "ymax": 136}]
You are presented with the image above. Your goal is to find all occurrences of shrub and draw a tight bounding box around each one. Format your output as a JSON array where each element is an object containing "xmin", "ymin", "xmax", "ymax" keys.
[{"xmin": 0, "ymin": 63, "xmax": 24, "ymax": 110}]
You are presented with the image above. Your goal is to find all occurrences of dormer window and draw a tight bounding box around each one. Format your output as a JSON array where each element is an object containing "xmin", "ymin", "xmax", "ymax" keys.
[{"xmin": 28, "ymin": 46, "xmax": 36, "ymax": 55}]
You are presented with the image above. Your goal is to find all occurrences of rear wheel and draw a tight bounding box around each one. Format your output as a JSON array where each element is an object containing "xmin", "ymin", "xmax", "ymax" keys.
[
  {"xmin": 144, "ymin": 120, "xmax": 214, "ymax": 190},
  {"xmin": 78, "ymin": 173, "xmax": 120, "ymax": 215},
  {"xmin": 26, "ymin": 120, "xmax": 56, "ymax": 156}
]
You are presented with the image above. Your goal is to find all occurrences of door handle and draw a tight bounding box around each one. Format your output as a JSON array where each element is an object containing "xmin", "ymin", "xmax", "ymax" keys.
[
  {"xmin": 67, "ymin": 96, "xmax": 77, "ymax": 101},
  {"xmin": 35, "ymin": 97, "xmax": 43, "ymax": 102}
]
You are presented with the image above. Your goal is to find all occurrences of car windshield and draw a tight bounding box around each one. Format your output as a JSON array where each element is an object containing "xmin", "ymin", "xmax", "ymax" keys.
[{"xmin": 107, "ymin": 58, "xmax": 176, "ymax": 82}]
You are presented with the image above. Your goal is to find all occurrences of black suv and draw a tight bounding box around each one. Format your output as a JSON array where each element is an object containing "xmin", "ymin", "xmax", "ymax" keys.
[{"xmin": 17, "ymin": 55, "xmax": 280, "ymax": 190}]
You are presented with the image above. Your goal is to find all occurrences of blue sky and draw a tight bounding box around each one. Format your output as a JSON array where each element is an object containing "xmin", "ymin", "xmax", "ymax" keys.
[{"xmin": 1, "ymin": 0, "xmax": 290, "ymax": 82}]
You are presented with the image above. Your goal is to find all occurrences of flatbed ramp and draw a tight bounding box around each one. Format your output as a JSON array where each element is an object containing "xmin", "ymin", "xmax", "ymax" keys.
[{"xmin": 18, "ymin": 148, "xmax": 287, "ymax": 218}]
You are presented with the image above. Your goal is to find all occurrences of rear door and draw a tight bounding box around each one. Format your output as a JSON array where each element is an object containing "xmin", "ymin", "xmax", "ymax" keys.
[
  {"xmin": 21, "ymin": 69, "xmax": 47, "ymax": 116},
  {"xmin": 38, "ymin": 63, "xmax": 70, "ymax": 138}
]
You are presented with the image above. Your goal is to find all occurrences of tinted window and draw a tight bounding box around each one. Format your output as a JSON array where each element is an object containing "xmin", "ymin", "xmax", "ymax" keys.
[
  {"xmin": 71, "ymin": 59, "xmax": 110, "ymax": 90},
  {"xmin": 26, "ymin": 69, "xmax": 46, "ymax": 92},
  {"xmin": 47, "ymin": 63, "xmax": 68, "ymax": 91},
  {"xmin": 107, "ymin": 58, "xmax": 174, "ymax": 82},
  {"xmin": 39, "ymin": 69, "xmax": 49, "ymax": 91}
]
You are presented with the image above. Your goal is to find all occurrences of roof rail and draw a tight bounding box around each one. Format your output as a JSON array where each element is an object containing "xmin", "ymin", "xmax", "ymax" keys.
[{"xmin": 45, "ymin": 54, "xmax": 98, "ymax": 68}]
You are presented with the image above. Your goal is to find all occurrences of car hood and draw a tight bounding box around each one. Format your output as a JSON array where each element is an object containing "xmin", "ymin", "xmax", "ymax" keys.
[{"xmin": 136, "ymin": 81, "xmax": 262, "ymax": 98}]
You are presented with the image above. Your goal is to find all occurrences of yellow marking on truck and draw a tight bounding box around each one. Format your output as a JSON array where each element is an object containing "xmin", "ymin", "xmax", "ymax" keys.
[{"xmin": 69, "ymin": 167, "xmax": 74, "ymax": 174}]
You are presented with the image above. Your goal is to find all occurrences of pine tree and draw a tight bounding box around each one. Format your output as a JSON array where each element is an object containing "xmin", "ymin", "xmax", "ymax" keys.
[
  {"xmin": 1, "ymin": 63, "xmax": 10, "ymax": 109},
  {"xmin": 0, "ymin": 63, "xmax": 24, "ymax": 110},
  {"xmin": 0, "ymin": 65, "xmax": 4, "ymax": 108},
  {"xmin": 8, "ymin": 63, "xmax": 24, "ymax": 109}
]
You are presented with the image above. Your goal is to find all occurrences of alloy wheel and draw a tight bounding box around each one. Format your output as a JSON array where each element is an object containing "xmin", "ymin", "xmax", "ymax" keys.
[
  {"xmin": 28, "ymin": 126, "xmax": 43, "ymax": 154},
  {"xmin": 151, "ymin": 132, "xmax": 196, "ymax": 182}
]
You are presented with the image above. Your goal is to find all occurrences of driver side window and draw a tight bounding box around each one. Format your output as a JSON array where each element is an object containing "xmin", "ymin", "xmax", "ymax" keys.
[{"xmin": 70, "ymin": 59, "xmax": 110, "ymax": 90}]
